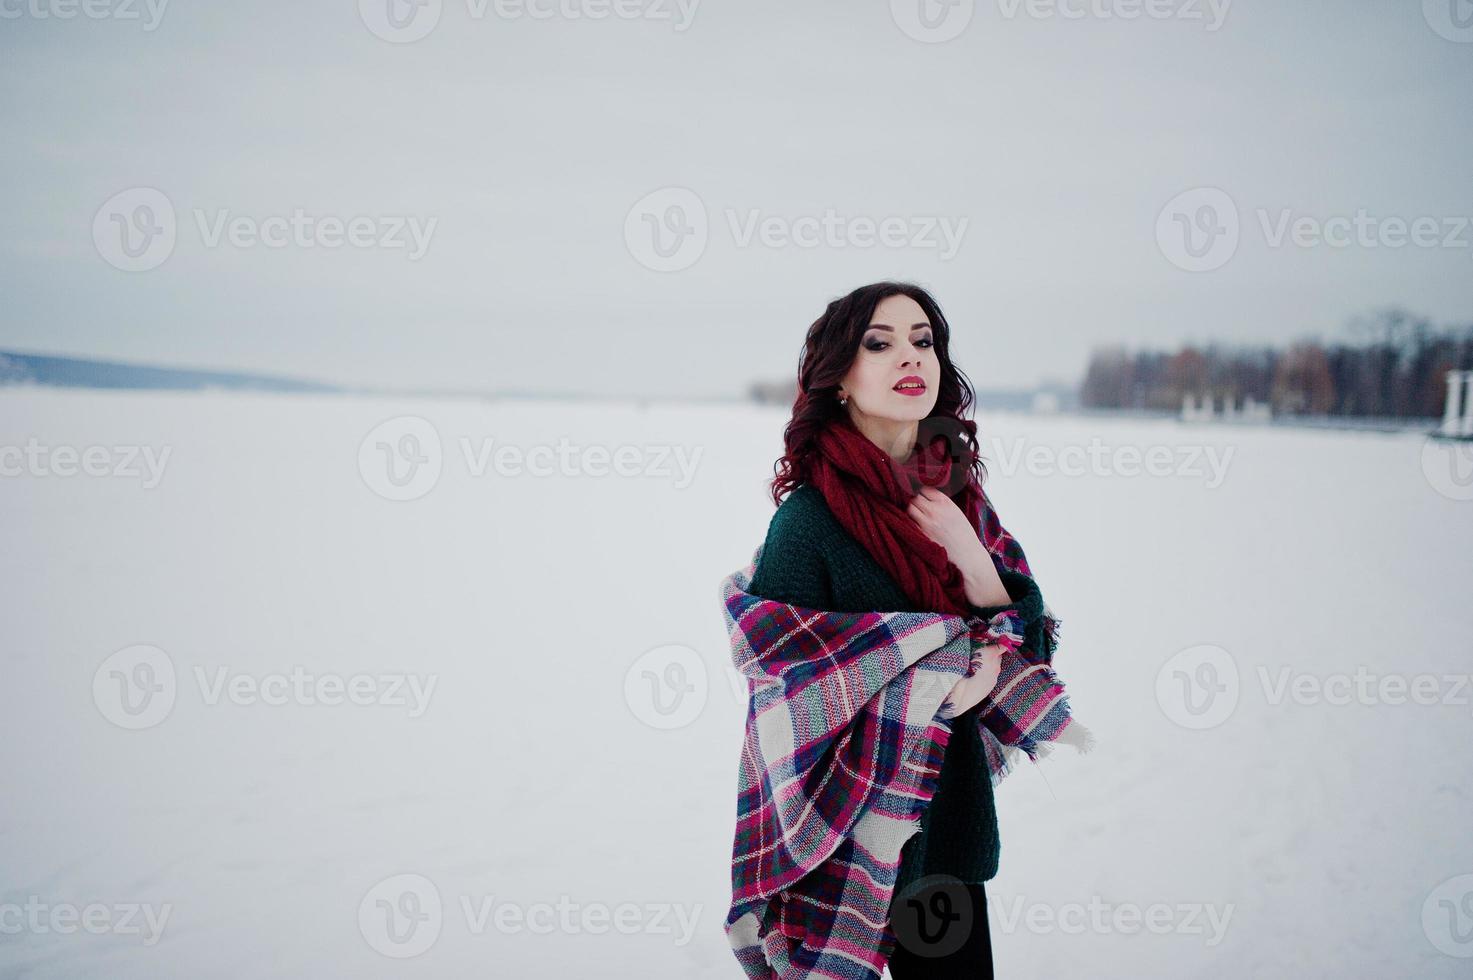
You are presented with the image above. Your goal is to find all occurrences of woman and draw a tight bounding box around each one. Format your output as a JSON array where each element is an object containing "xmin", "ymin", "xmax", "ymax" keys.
[{"xmin": 745, "ymin": 280, "xmax": 1040, "ymax": 977}]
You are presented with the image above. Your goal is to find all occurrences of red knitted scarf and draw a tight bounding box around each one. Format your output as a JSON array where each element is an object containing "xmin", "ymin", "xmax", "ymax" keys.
[{"xmin": 807, "ymin": 416, "xmax": 987, "ymax": 617}]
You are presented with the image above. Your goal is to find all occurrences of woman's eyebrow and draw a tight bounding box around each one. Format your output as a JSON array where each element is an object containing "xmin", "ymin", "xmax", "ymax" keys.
[{"xmin": 865, "ymin": 322, "xmax": 933, "ymax": 332}]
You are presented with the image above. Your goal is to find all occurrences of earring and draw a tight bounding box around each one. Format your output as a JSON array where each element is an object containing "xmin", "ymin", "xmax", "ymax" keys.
[{"xmin": 838, "ymin": 391, "xmax": 848, "ymax": 407}]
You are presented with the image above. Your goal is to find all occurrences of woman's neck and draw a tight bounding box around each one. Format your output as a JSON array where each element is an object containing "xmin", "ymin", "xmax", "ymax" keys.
[{"xmin": 847, "ymin": 411, "xmax": 918, "ymax": 462}]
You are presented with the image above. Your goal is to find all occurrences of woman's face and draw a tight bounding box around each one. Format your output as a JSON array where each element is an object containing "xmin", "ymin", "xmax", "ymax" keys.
[{"xmin": 839, "ymin": 293, "xmax": 941, "ymax": 424}]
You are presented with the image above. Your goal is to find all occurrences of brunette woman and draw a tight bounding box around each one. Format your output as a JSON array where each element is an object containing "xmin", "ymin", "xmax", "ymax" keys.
[{"xmin": 746, "ymin": 281, "xmax": 1037, "ymax": 978}]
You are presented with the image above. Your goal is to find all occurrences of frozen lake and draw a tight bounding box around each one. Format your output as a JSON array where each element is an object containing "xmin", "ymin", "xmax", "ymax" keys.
[{"xmin": 2, "ymin": 386, "xmax": 1470, "ymax": 978}]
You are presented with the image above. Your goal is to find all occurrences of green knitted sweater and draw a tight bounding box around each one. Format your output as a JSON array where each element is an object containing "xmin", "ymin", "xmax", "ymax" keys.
[{"xmin": 747, "ymin": 483, "xmax": 1036, "ymax": 889}]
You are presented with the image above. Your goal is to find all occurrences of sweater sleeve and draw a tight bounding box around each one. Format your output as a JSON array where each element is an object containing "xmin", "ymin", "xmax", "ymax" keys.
[{"xmin": 746, "ymin": 498, "xmax": 835, "ymax": 610}]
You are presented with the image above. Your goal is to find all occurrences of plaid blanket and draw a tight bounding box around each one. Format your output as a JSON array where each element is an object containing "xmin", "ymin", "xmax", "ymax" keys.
[{"xmin": 719, "ymin": 504, "xmax": 1091, "ymax": 978}]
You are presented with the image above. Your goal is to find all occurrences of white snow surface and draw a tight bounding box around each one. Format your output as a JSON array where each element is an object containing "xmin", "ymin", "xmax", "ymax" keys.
[{"xmin": 2, "ymin": 387, "xmax": 1471, "ymax": 978}]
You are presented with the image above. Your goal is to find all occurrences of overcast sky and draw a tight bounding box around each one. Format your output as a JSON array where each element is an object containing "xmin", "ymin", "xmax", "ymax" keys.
[{"xmin": 2, "ymin": 0, "xmax": 1471, "ymax": 397}]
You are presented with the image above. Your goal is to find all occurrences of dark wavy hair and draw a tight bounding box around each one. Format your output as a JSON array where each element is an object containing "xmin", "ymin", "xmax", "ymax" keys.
[{"xmin": 768, "ymin": 281, "xmax": 989, "ymax": 506}]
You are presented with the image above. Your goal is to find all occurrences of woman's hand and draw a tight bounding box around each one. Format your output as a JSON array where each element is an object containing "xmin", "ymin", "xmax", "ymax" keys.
[
  {"xmin": 940, "ymin": 644, "xmax": 1005, "ymax": 718},
  {"xmin": 907, "ymin": 486, "xmax": 1009, "ymax": 607}
]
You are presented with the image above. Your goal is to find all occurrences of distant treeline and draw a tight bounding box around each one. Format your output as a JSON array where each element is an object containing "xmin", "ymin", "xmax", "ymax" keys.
[{"xmin": 1081, "ymin": 309, "xmax": 1473, "ymax": 418}]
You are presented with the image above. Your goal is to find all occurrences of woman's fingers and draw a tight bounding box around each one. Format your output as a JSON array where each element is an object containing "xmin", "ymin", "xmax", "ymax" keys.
[
  {"xmin": 914, "ymin": 486, "xmax": 946, "ymax": 510},
  {"xmin": 970, "ymin": 644, "xmax": 1006, "ymax": 696},
  {"xmin": 907, "ymin": 498, "xmax": 936, "ymax": 535}
]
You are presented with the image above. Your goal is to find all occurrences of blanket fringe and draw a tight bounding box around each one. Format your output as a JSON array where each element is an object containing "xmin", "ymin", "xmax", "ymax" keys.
[
  {"xmin": 1056, "ymin": 718, "xmax": 1096, "ymax": 754},
  {"xmin": 1031, "ymin": 720, "xmax": 1096, "ymax": 761},
  {"xmin": 990, "ymin": 719, "xmax": 1096, "ymax": 783}
]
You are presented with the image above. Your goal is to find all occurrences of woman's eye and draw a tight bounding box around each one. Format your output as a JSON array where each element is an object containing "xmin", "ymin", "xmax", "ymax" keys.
[{"xmin": 864, "ymin": 336, "xmax": 932, "ymax": 352}]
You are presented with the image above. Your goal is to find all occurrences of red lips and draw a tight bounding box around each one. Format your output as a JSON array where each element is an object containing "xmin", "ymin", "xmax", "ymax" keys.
[{"xmin": 893, "ymin": 375, "xmax": 926, "ymax": 396}]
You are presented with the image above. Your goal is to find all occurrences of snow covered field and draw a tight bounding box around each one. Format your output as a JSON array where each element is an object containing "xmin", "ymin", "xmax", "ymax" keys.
[{"xmin": 2, "ymin": 386, "xmax": 1471, "ymax": 978}]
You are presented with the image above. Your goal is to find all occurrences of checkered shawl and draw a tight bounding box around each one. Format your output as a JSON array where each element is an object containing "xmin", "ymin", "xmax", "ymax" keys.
[{"xmin": 719, "ymin": 494, "xmax": 1092, "ymax": 979}]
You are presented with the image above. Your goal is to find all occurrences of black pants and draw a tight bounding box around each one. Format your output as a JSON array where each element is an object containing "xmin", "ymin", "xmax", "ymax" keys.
[{"xmin": 887, "ymin": 879, "xmax": 994, "ymax": 978}]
